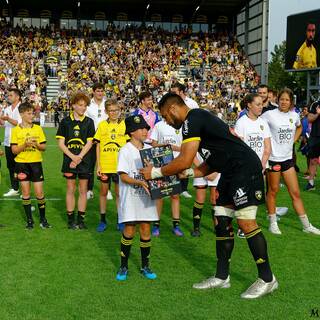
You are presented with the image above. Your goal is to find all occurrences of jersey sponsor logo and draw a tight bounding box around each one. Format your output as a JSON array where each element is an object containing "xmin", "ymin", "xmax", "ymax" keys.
[
  {"xmin": 182, "ymin": 119, "xmax": 189, "ymax": 135},
  {"xmin": 233, "ymin": 187, "xmax": 248, "ymax": 206},
  {"xmin": 277, "ymin": 127, "xmax": 293, "ymax": 143},
  {"xmin": 248, "ymin": 135, "xmax": 263, "ymax": 152},
  {"xmin": 201, "ymin": 148, "xmax": 211, "ymax": 160}
]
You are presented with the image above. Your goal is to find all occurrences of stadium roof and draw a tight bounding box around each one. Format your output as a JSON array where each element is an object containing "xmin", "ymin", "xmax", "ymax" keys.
[{"xmin": 4, "ymin": 0, "xmax": 248, "ymax": 23}]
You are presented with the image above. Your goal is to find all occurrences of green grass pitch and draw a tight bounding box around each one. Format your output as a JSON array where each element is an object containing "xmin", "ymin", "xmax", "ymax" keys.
[{"xmin": 0, "ymin": 127, "xmax": 319, "ymax": 320}]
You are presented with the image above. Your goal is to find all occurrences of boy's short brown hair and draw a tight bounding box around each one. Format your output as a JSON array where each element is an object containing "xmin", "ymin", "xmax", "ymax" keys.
[
  {"xmin": 18, "ymin": 102, "xmax": 34, "ymax": 114},
  {"xmin": 70, "ymin": 92, "xmax": 90, "ymax": 106}
]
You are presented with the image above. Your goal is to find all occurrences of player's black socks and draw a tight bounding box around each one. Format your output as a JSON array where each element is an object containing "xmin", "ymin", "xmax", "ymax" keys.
[
  {"xmin": 193, "ymin": 201, "xmax": 204, "ymax": 230},
  {"xmin": 245, "ymin": 228, "xmax": 273, "ymax": 282},
  {"xmin": 215, "ymin": 238, "xmax": 234, "ymax": 280},
  {"xmin": 172, "ymin": 219, "xmax": 180, "ymax": 228},
  {"xmin": 140, "ymin": 238, "xmax": 151, "ymax": 268},
  {"xmin": 215, "ymin": 217, "xmax": 234, "ymax": 280},
  {"xmin": 77, "ymin": 211, "xmax": 85, "ymax": 223},
  {"xmin": 120, "ymin": 234, "xmax": 133, "ymax": 268},
  {"xmin": 154, "ymin": 220, "xmax": 160, "ymax": 228},
  {"xmin": 22, "ymin": 198, "xmax": 33, "ymax": 222},
  {"xmin": 100, "ymin": 213, "xmax": 106, "ymax": 223},
  {"xmin": 67, "ymin": 212, "xmax": 74, "ymax": 222},
  {"xmin": 37, "ymin": 197, "xmax": 46, "ymax": 221}
]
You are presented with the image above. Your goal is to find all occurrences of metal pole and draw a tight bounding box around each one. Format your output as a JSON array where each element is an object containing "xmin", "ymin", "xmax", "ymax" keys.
[{"xmin": 261, "ymin": 0, "xmax": 268, "ymax": 84}]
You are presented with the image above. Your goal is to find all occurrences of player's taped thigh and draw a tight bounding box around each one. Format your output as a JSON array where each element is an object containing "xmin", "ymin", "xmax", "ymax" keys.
[
  {"xmin": 235, "ymin": 205, "xmax": 258, "ymax": 220},
  {"xmin": 215, "ymin": 216, "xmax": 234, "ymax": 240},
  {"xmin": 214, "ymin": 205, "xmax": 235, "ymax": 218}
]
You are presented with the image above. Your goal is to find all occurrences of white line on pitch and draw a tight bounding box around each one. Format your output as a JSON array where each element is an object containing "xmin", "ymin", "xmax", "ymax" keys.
[{"xmin": 0, "ymin": 198, "xmax": 62, "ymax": 201}]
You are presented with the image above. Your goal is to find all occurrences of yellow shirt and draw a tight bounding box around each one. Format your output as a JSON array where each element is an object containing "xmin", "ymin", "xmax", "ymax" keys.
[
  {"xmin": 11, "ymin": 124, "xmax": 46, "ymax": 163},
  {"xmin": 94, "ymin": 120, "xmax": 127, "ymax": 173},
  {"xmin": 293, "ymin": 41, "xmax": 317, "ymax": 69}
]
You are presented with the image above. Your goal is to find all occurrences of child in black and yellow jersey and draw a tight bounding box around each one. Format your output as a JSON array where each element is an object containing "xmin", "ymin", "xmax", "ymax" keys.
[
  {"xmin": 56, "ymin": 92, "xmax": 95, "ymax": 230},
  {"xmin": 10, "ymin": 102, "xmax": 50, "ymax": 229}
]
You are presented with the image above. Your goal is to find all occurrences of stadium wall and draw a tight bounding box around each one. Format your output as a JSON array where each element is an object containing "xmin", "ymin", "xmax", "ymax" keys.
[{"xmin": 236, "ymin": 0, "xmax": 269, "ymax": 84}]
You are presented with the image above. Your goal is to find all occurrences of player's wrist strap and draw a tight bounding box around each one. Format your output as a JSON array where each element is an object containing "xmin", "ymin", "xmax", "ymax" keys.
[
  {"xmin": 151, "ymin": 167, "xmax": 163, "ymax": 179},
  {"xmin": 185, "ymin": 168, "xmax": 195, "ymax": 178}
]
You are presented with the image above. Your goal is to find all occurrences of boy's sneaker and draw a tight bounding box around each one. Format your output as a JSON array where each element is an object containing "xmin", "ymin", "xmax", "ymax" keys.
[
  {"xmin": 269, "ymin": 223, "xmax": 282, "ymax": 235},
  {"xmin": 181, "ymin": 191, "xmax": 192, "ymax": 198},
  {"xmin": 116, "ymin": 267, "xmax": 128, "ymax": 281},
  {"xmin": 40, "ymin": 219, "xmax": 52, "ymax": 229},
  {"xmin": 305, "ymin": 182, "xmax": 315, "ymax": 191},
  {"xmin": 303, "ymin": 224, "xmax": 320, "ymax": 235},
  {"xmin": 172, "ymin": 226, "xmax": 184, "ymax": 237},
  {"xmin": 26, "ymin": 220, "xmax": 34, "ymax": 230},
  {"xmin": 140, "ymin": 266, "xmax": 157, "ymax": 280},
  {"xmin": 191, "ymin": 229, "xmax": 201, "ymax": 237},
  {"xmin": 3, "ymin": 189, "xmax": 19, "ymax": 197},
  {"xmin": 68, "ymin": 221, "xmax": 78, "ymax": 230},
  {"xmin": 77, "ymin": 221, "xmax": 87, "ymax": 230},
  {"xmin": 152, "ymin": 226, "xmax": 160, "ymax": 237},
  {"xmin": 96, "ymin": 221, "xmax": 107, "ymax": 232},
  {"xmin": 117, "ymin": 223, "xmax": 124, "ymax": 232},
  {"xmin": 86, "ymin": 190, "xmax": 94, "ymax": 199},
  {"xmin": 107, "ymin": 190, "xmax": 113, "ymax": 200},
  {"xmin": 237, "ymin": 229, "xmax": 245, "ymax": 239}
]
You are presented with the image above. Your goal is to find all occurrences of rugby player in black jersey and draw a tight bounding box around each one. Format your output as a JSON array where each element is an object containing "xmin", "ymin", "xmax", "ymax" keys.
[{"xmin": 140, "ymin": 93, "xmax": 278, "ymax": 299}]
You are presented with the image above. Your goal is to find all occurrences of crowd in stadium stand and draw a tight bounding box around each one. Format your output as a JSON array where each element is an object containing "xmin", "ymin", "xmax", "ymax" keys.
[{"xmin": 0, "ymin": 21, "xmax": 259, "ymax": 121}]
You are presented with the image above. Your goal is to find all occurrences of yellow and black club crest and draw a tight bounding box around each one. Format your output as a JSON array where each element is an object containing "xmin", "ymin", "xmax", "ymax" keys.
[
  {"xmin": 255, "ymin": 190, "xmax": 262, "ymax": 200},
  {"xmin": 289, "ymin": 118, "xmax": 293, "ymax": 123},
  {"xmin": 134, "ymin": 116, "xmax": 140, "ymax": 123},
  {"xmin": 260, "ymin": 125, "xmax": 264, "ymax": 131}
]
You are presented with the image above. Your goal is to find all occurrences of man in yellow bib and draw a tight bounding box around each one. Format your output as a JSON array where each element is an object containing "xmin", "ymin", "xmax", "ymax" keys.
[{"xmin": 293, "ymin": 22, "xmax": 317, "ymax": 70}]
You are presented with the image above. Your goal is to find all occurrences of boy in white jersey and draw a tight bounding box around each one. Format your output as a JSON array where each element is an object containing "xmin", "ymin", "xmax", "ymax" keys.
[
  {"xmin": 116, "ymin": 115, "xmax": 158, "ymax": 281},
  {"xmin": 150, "ymin": 120, "xmax": 184, "ymax": 236},
  {"xmin": 261, "ymin": 88, "xmax": 320, "ymax": 235}
]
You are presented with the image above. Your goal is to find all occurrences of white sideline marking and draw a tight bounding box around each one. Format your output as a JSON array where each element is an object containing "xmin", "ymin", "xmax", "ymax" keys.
[{"xmin": 0, "ymin": 198, "xmax": 62, "ymax": 201}]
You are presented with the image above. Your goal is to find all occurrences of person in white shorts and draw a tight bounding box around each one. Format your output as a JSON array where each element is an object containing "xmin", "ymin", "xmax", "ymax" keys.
[
  {"xmin": 150, "ymin": 120, "xmax": 184, "ymax": 237},
  {"xmin": 261, "ymin": 88, "xmax": 320, "ymax": 235},
  {"xmin": 116, "ymin": 115, "xmax": 158, "ymax": 281},
  {"xmin": 191, "ymin": 153, "xmax": 220, "ymax": 237}
]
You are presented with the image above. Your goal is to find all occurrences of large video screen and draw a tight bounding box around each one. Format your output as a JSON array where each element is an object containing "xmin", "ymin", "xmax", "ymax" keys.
[{"xmin": 285, "ymin": 9, "xmax": 320, "ymax": 71}]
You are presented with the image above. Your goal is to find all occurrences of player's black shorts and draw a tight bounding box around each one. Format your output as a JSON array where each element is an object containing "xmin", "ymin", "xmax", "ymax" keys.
[
  {"xmin": 63, "ymin": 172, "xmax": 91, "ymax": 180},
  {"xmin": 268, "ymin": 159, "xmax": 294, "ymax": 173},
  {"xmin": 14, "ymin": 162, "xmax": 44, "ymax": 182},
  {"xmin": 216, "ymin": 170, "xmax": 265, "ymax": 210},
  {"xmin": 97, "ymin": 173, "xmax": 119, "ymax": 184},
  {"xmin": 307, "ymin": 137, "xmax": 320, "ymax": 159}
]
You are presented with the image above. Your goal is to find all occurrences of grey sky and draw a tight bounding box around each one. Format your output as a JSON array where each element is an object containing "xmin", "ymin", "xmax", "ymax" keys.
[{"xmin": 268, "ymin": 0, "xmax": 320, "ymax": 58}]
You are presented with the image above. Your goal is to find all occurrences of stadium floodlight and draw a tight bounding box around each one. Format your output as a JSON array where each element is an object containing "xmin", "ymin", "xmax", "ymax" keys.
[
  {"xmin": 195, "ymin": 5, "xmax": 200, "ymax": 12},
  {"xmin": 77, "ymin": 1, "xmax": 80, "ymax": 7},
  {"xmin": 146, "ymin": 3, "xmax": 150, "ymax": 10},
  {"xmin": 5, "ymin": 0, "xmax": 9, "ymax": 4}
]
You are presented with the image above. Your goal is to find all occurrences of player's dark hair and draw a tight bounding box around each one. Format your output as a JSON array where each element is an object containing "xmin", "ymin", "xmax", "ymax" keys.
[
  {"xmin": 306, "ymin": 21, "xmax": 316, "ymax": 29},
  {"xmin": 278, "ymin": 87, "xmax": 294, "ymax": 104},
  {"xmin": 92, "ymin": 82, "xmax": 104, "ymax": 92},
  {"xmin": 139, "ymin": 91, "xmax": 152, "ymax": 102},
  {"xmin": 171, "ymin": 82, "xmax": 186, "ymax": 93},
  {"xmin": 158, "ymin": 92, "xmax": 185, "ymax": 110},
  {"xmin": 70, "ymin": 92, "xmax": 90, "ymax": 106},
  {"xmin": 258, "ymin": 84, "xmax": 269, "ymax": 91},
  {"xmin": 18, "ymin": 102, "xmax": 34, "ymax": 113},
  {"xmin": 8, "ymin": 88, "xmax": 22, "ymax": 100},
  {"xmin": 243, "ymin": 93, "xmax": 260, "ymax": 109}
]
